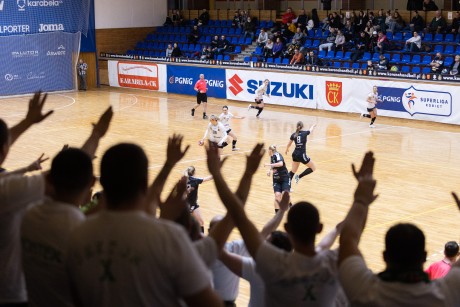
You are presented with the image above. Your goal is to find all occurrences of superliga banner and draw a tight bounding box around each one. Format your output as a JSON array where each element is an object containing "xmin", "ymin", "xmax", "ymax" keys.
[
  {"xmin": 0, "ymin": 0, "xmax": 90, "ymax": 36},
  {"xmin": 225, "ymin": 69, "xmax": 317, "ymax": 108},
  {"xmin": 108, "ymin": 60, "xmax": 167, "ymax": 92},
  {"xmin": 0, "ymin": 32, "xmax": 79, "ymax": 96}
]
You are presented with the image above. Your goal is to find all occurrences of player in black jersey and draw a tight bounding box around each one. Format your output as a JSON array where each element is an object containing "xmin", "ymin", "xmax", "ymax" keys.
[
  {"xmin": 184, "ymin": 166, "xmax": 213, "ymax": 233},
  {"xmin": 264, "ymin": 145, "xmax": 291, "ymax": 213},
  {"xmin": 285, "ymin": 121, "xmax": 317, "ymax": 184}
]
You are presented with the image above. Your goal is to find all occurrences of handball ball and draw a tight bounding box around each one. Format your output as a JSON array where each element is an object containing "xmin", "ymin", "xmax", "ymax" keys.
[{"xmin": 198, "ymin": 140, "xmax": 204, "ymax": 146}]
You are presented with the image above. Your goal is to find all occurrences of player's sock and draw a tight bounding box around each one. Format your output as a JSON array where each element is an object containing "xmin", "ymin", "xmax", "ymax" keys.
[
  {"xmin": 256, "ymin": 107, "xmax": 264, "ymax": 116},
  {"xmin": 371, "ymin": 117, "xmax": 376, "ymax": 124},
  {"xmin": 232, "ymin": 140, "xmax": 237, "ymax": 148},
  {"xmin": 191, "ymin": 108, "xmax": 195, "ymax": 116},
  {"xmin": 200, "ymin": 226, "xmax": 204, "ymax": 233},
  {"xmin": 275, "ymin": 209, "xmax": 279, "ymax": 213},
  {"xmin": 289, "ymin": 171, "xmax": 295, "ymax": 180},
  {"xmin": 363, "ymin": 114, "xmax": 371, "ymax": 118},
  {"xmin": 299, "ymin": 168, "xmax": 313, "ymax": 179}
]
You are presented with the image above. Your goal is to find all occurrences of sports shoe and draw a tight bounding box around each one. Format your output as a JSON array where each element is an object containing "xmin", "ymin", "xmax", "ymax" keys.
[
  {"xmin": 203, "ymin": 114, "xmax": 208, "ymax": 119},
  {"xmin": 360, "ymin": 113, "xmax": 364, "ymax": 118},
  {"xmin": 294, "ymin": 174, "xmax": 300, "ymax": 184},
  {"xmin": 369, "ymin": 123, "xmax": 375, "ymax": 128},
  {"xmin": 191, "ymin": 109, "xmax": 195, "ymax": 116},
  {"xmin": 256, "ymin": 114, "xmax": 260, "ymax": 118},
  {"xmin": 248, "ymin": 104, "xmax": 253, "ymax": 110},
  {"xmin": 232, "ymin": 147, "xmax": 239, "ymax": 151}
]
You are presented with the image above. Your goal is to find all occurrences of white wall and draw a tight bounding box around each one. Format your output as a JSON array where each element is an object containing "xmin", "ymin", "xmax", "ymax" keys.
[{"xmin": 95, "ymin": 0, "xmax": 166, "ymax": 29}]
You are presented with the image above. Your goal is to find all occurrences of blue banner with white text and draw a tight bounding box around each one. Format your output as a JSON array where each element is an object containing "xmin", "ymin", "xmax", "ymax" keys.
[{"xmin": 167, "ymin": 66, "xmax": 227, "ymax": 98}]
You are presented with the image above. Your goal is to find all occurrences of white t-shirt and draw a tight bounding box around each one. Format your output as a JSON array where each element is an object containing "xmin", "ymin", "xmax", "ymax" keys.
[
  {"xmin": 339, "ymin": 255, "xmax": 460, "ymax": 306},
  {"xmin": 0, "ymin": 174, "xmax": 44, "ymax": 304},
  {"xmin": 219, "ymin": 112, "xmax": 234, "ymax": 130},
  {"xmin": 21, "ymin": 198, "xmax": 85, "ymax": 307},
  {"xmin": 193, "ymin": 236, "xmax": 218, "ymax": 267},
  {"xmin": 367, "ymin": 92, "xmax": 378, "ymax": 109},
  {"xmin": 205, "ymin": 122, "xmax": 227, "ymax": 144},
  {"xmin": 256, "ymin": 85, "xmax": 268, "ymax": 100},
  {"xmin": 256, "ymin": 242, "xmax": 341, "ymax": 306},
  {"xmin": 211, "ymin": 239, "xmax": 248, "ymax": 301},
  {"xmin": 242, "ymin": 256, "xmax": 265, "ymax": 307},
  {"xmin": 66, "ymin": 210, "xmax": 212, "ymax": 307}
]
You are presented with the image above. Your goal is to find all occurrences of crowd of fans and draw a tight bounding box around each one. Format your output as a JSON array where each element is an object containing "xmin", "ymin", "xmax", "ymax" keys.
[{"xmin": 1, "ymin": 91, "xmax": 460, "ymax": 306}]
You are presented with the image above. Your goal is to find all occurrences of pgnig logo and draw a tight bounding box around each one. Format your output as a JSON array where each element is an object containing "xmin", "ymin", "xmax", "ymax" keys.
[
  {"xmin": 17, "ymin": 0, "xmax": 63, "ymax": 11},
  {"xmin": 169, "ymin": 76, "xmax": 193, "ymax": 85}
]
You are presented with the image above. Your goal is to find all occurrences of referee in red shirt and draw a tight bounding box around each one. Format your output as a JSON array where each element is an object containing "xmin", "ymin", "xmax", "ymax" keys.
[{"xmin": 191, "ymin": 74, "xmax": 208, "ymax": 119}]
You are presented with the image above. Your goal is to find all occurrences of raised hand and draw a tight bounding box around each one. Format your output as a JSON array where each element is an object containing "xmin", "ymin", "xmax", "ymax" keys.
[
  {"xmin": 26, "ymin": 153, "xmax": 49, "ymax": 172},
  {"xmin": 352, "ymin": 151, "xmax": 375, "ymax": 181},
  {"xmin": 166, "ymin": 134, "xmax": 190, "ymax": 165},
  {"xmin": 452, "ymin": 192, "xmax": 460, "ymax": 211},
  {"xmin": 245, "ymin": 143, "xmax": 265, "ymax": 175},
  {"xmin": 25, "ymin": 91, "xmax": 53, "ymax": 124},
  {"xmin": 159, "ymin": 176, "xmax": 188, "ymax": 221},
  {"xmin": 353, "ymin": 174, "xmax": 378, "ymax": 207},
  {"xmin": 92, "ymin": 106, "xmax": 113, "ymax": 138},
  {"xmin": 205, "ymin": 141, "xmax": 228, "ymax": 175}
]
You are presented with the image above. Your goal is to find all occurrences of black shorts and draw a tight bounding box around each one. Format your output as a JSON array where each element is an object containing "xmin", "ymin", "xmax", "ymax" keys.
[
  {"xmin": 197, "ymin": 92, "xmax": 207, "ymax": 104},
  {"xmin": 255, "ymin": 98, "xmax": 263, "ymax": 104},
  {"xmin": 367, "ymin": 107, "xmax": 376, "ymax": 112},
  {"xmin": 189, "ymin": 203, "xmax": 199, "ymax": 212},
  {"xmin": 292, "ymin": 151, "xmax": 311, "ymax": 164},
  {"xmin": 210, "ymin": 141, "xmax": 228, "ymax": 149},
  {"xmin": 273, "ymin": 177, "xmax": 291, "ymax": 193}
]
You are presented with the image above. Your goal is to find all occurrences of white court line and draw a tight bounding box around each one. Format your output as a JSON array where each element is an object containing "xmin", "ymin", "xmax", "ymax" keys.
[
  {"xmin": 0, "ymin": 93, "xmax": 75, "ymax": 118},
  {"xmin": 53, "ymin": 94, "xmax": 76, "ymax": 110},
  {"xmin": 118, "ymin": 94, "xmax": 139, "ymax": 111}
]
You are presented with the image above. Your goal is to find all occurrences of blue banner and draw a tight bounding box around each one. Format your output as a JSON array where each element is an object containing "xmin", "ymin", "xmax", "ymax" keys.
[
  {"xmin": 0, "ymin": 0, "xmax": 90, "ymax": 36},
  {"xmin": 167, "ymin": 66, "xmax": 227, "ymax": 98},
  {"xmin": 0, "ymin": 32, "xmax": 79, "ymax": 96},
  {"xmin": 376, "ymin": 86, "xmax": 407, "ymax": 112}
]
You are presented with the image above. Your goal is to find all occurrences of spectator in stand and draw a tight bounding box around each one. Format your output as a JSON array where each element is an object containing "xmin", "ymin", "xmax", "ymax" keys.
[
  {"xmin": 343, "ymin": 19, "xmax": 355, "ymax": 41},
  {"xmin": 198, "ymin": 8, "xmax": 210, "ymax": 26},
  {"xmin": 377, "ymin": 53, "xmax": 389, "ymax": 70},
  {"xmin": 306, "ymin": 18, "xmax": 315, "ymax": 31},
  {"xmin": 196, "ymin": 45, "xmax": 211, "ymax": 60},
  {"xmin": 231, "ymin": 12, "xmax": 241, "ymax": 28},
  {"xmin": 243, "ymin": 17, "xmax": 256, "ymax": 41},
  {"xmin": 292, "ymin": 27, "xmax": 305, "ymax": 45},
  {"xmin": 374, "ymin": 31, "xmax": 389, "ymax": 54},
  {"xmin": 319, "ymin": 27, "xmax": 337, "ymax": 51},
  {"xmin": 330, "ymin": 12, "xmax": 343, "ymax": 29},
  {"xmin": 350, "ymin": 11, "xmax": 358, "ymax": 25},
  {"xmin": 368, "ymin": 30, "xmax": 379, "ymax": 51},
  {"xmin": 189, "ymin": 25, "xmax": 200, "ymax": 44},
  {"xmin": 290, "ymin": 49, "xmax": 305, "ymax": 65},
  {"xmin": 282, "ymin": 7, "xmax": 296, "ymax": 24},
  {"xmin": 296, "ymin": 9, "xmax": 308, "ymax": 30},
  {"xmin": 172, "ymin": 10, "xmax": 184, "ymax": 26},
  {"xmin": 426, "ymin": 241, "xmax": 459, "ymax": 280},
  {"xmin": 322, "ymin": 13, "xmax": 333, "ymax": 31},
  {"xmin": 334, "ymin": 29, "xmax": 346, "ymax": 52},
  {"xmin": 430, "ymin": 52, "xmax": 444, "ymax": 72},
  {"xmin": 171, "ymin": 42, "xmax": 182, "ymax": 57},
  {"xmin": 256, "ymin": 28, "xmax": 268, "ymax": 47},
  {"xmin": 368, "ymin": 11, "xmax": 376, "ymax": 26},
  {"xmin": 287, "ymin": 21, "xmax": 297, "ymax": 38},
  {"xmin": 272, "ymin": 30, "xmax": 285, "ymax": 44},
  {"xmin": 338, "ymin": 151, "xmax": 460, "ymax": 307},
  {"xmin": 388, "ymin": 11, "xmax": 405, "ymax": 33},
  {"xmin": 384, "ymin": 10, "xmax": 392, "ymax": 31},
  {"xmin": 367, "ymin": 60, "xmax": 375, "ymax": 71},
  {"xmin": 355, "ymin": 10, "xmax": 367, "ymax": 32},
  {"xmin": 263, "ymin": 39, "xmax": 274, "ymax": 61},
  {"xmin": 364, "ymin": 20, "xmax": 377, "ymax": 37},
  {"xmin": 405, "ymin": 31, "xmax": 422, "ymax": 52},
  {"xmin": 211, "ymin": 35, "xmax": 220, "ymax": 56},
  {"xmin": 449, "ymin": 55, "xmax": 460, "ymax": 75},
  {"xmin": 351, "ymin": 31, "xmax": 370, "ymax": 62},
  {"xmin": 423, "ymin": 0, "xmax": 439, "ymax": 11},
  {"xmin": 410, "ymin": 10, "xmax": 425, "ymax": 32},
  {"xmin": 306, "ymin": 50, "xmax": 323, "ymax": 66},
  {"xmin": 165, "ymin": 44, "xmax": 173, "ymax": 58},
  {"xmin": 426, "ymin": 10, "xmax": 447, "ymax": 33},
  {"xmin": 375, "ymin": 9, "xmax": 386, "ymax": 31},
  {"xmin": 284, "ymin": 38, "xmax": 301, "ymax": 58},
  {"xmin": 311, "ymin": 8, "xmax": 320, "ymax": 29},
  {"xmin": 449, "ymin": 11, "xmax": 460, "ymax": 33},
  {"xmin": 272, "ymin": 37, "xmax": 284, "ymax": 59},
  {"xmin": 217, "ymin": 35, "xmax": 230, "ymax": 55}
]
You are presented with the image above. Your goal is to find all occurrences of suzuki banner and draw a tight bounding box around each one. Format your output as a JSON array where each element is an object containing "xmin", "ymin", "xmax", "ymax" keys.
[
  {"xmin": 225, "ymin": 69, "xmax": 317, "ymax": 109},
  {"xmin": 167, "ymin": 66, "xmax": 227, "ymax": 98},
  {"xmin": 0, "ymin": 32, "xmax": 79, "ymax": 96},
  {"xmin": 108, "ymin": 60, "xmax": 167, "ymax": 92}
]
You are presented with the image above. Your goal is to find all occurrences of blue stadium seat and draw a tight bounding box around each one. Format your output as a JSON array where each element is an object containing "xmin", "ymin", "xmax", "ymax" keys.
[
  {"xmin": 361, "ymin": 62, "xmax": 368, "ymax": 69},
  {"xmin": 343, "ymin": 52, "xmax": 352, "ymax": 60},
  {"xmin": 431, "ymin": 45, "xmax": 444, "ymax": 54},
  {"xmin": 334, "ymin": 51, "xmax": 344, "ymax": 59},
  {"xmin": 252, "ymin": 46, "xmax": 263, "ymax": 56},
  {"xmin": 266, "ymin": 57, "xmax": 274, "ymax": 63},
  {"xmin": 217, "ymin": 54, "xmax": 223, "ymax": 60},
  {"xmin": 230, "ymin": 46, "xmax": 242, "ymax": 54},
  {"xmin": 412, "ymin": 66, "xmax": 421, "ymax": 73},
  {"xmin": 401, "ymin": 66, "xmax": 410, "ymax": 73},
  {"xmin": 312, "ymin": 40, "xmax": 320, "ymax": 47},
  {"xmin": 371, "ymin": 53, "xmax": 380, "ymax": 61},
  {"xmin": 422, "ymin": 67, "xmax": 431, "ymax": 74},
  {"xmin": 444, "ymin": 56, "xmax": 454, "ymax": 66},
  {"xmin": 244, "ymin": 38, "xmax": 252, "ymax": 45},
  {"xmin": 251, "ymin": 56, "xmax": 259, "ymax": 62},
  {"xmin": 393, "ymin": 32, "xmax": 403, "ymax": 40},
  {"xmin": 445, "ymin": 33, "xmax": 454, "ymax": 42},
  {"xmin": 422, "ymin": 55, "xmax": 432, "ymax": 64},
  {"xmin": 333, "ymin": 61, "xmax": 341, "ymax": 68},
  {"xmin": 444, "ymin": 45, "xmax": 454, "ymax": 54},
  {"xmin": 400, "ymin": 54, "xmax": 411, "ymax": 63},
  {"xmin": 324, "ymin": 50, "xmax": 335, "ymax": 59},
  {"xmin": 386, "ymin": 32, "xmax": 393, "ymax": 40},
  {"xmin": 343, "ymin": 62, "xmax": 351, "ymax": 68},
  {"xmin": 361, "ymin": 52, "xmax": 371, "ymax": 61},
  {"xmin": 318, "ymin": 50, "xmax": 327, "ymax": 58},
  {"xmin": 424, "ymin": 33, "xmax": 433, "ymax": 42},
  {"xmin": 243, "ymin": 56, "xmax": 250, "ymax": 62},
  {"xmin": 433, "ymin": 33, "xmax": 443, "ymax": 42},
  {"xmin": 410, "ymin": 54, "xmax": 421, "ymax": 65},
  {"xmin": 282, "ymin": 58, "xmax": 290, "ymax": 64},
  {"xmin": 274, "ymin": 58, "xmax": 281, "ymax": 64},
  {"xmin": 352, "ymin": 63, "xmax": 360, "ymax": 69}
]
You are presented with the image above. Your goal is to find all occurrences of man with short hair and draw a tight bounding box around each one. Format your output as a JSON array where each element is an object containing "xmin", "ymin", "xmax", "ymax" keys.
[
  {"xmin": 66, "ymin": 143, "xmax": 222, "ymax": 307},
  {"xmin": 338, "ymin": 151, "xmax": 460, "ymax": 306},
  {"xmin": 427, "ymin": 10, "xmax": 447, "ymax": 33},
  {"xmin": 256, "ymin": 28, "xmax": 268, "ymax": 47},
  {"xmin": 405, "ymin": 31, "xmax": 422, "ymax": 52},
  {"xmin": 426, "ymin": 241, "xmax": 460, "ymax": 280}
]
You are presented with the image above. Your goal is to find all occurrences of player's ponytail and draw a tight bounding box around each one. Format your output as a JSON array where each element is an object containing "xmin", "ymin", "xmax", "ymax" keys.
[
  {"xmin": 295, "ymin": 121, "xmax": 304, "ymax": 138},
  {"xmin": 184, "ymin": 166, "xmax": 195, "ymax": 177},
  {"xmin": 269, "ymin": 144, "xmax": 277, "ymax": 153}
]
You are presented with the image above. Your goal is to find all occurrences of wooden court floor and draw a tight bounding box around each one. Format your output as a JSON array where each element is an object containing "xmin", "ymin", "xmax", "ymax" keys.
[{"xmin": 1, "ymin": 86, "xmax": 460, "ymax": 305}]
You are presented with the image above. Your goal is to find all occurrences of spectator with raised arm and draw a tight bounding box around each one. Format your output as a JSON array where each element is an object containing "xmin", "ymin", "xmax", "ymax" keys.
[{"xmin": 338, "ymin": 151, "xmax": 460, "ymax": 306}]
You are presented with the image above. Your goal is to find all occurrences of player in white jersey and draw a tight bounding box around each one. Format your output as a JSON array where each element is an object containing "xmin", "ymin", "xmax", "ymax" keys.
[
  {"xmin": 360, "ymin": 85, "xmax": 381, "ymax": 128},
  {"xmin": 248, "ymin": 79, "xmax": 270, "ymax": 118},
  {"xmin": 199, "ymin": 115, "xmax": 228, "ymax": 157},
  {"xmin": 219, "ymin": 106, "xmax": 244, "ymax": 151}
]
